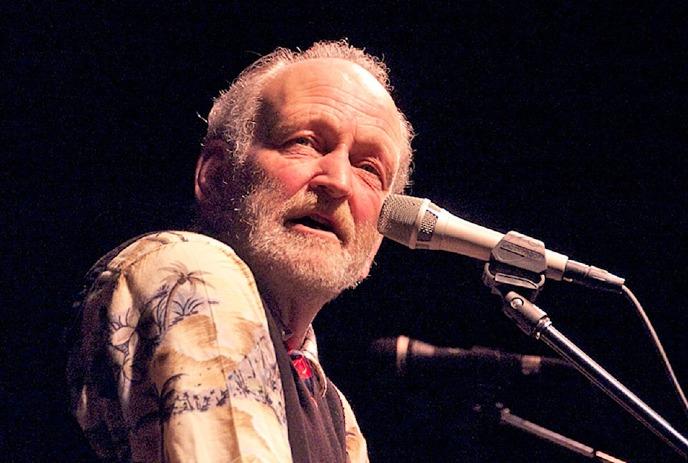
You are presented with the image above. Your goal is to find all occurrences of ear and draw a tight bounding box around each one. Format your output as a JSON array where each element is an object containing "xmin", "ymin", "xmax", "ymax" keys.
[{"xmin": 195, "ymin": 139, "xmax": 230, "ymax": 204}]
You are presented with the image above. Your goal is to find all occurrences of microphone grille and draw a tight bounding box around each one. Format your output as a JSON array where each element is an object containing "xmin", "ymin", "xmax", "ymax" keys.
[
  {"xmin": 377, "ymin": 194, "xmax": 424, "ymax": 245},
  {"xmin": 418, "ymin": 208, "xmax": 439, "ymax": 242}
]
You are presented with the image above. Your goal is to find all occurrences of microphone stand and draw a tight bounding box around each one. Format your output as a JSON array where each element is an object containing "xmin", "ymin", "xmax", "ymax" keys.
[
  {"xmin": 482, "ymin": 232, "xmax": 688, "ymax": 459},
  {"xmin": 474, "ymin": 402, "xmax": 627, "ymax": 462}
]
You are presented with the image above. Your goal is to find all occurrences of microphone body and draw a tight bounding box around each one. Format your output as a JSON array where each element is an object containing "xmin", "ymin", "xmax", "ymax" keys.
[
  {"xmin": 377, "ymin": 194, "xmax": 625, "ymax": 291},
  {"xmin": 371, "ymin": 336, "xmax": 573, "ymax": 377}
]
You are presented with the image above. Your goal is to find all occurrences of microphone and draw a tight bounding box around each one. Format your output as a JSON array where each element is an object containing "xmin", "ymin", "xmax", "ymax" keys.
[
  {"xmin": 370, "ymin": 336, "xmax": 573, "ymax": 377},
  {"xmin": 377, "ymin": 194, "xmax": 625, "ymax": 291}
]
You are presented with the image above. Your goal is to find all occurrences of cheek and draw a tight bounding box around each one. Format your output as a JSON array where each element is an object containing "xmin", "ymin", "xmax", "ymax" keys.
[
  {"xmin": 270, "ymin": 169, "xmax": 310, "ymax": 196},
  {"xmin": 254, "ymin": 153, "xmax": 314, "ymax": 196},
  {"xmin": 350, "ymin": 189, "xmax": 384, "ymax": 228}
]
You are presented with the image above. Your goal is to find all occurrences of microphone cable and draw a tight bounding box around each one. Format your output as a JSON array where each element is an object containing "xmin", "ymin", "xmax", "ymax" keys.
[{"xmin": 623, "ymin": 284, "xmax": 688, "ymax": 423}]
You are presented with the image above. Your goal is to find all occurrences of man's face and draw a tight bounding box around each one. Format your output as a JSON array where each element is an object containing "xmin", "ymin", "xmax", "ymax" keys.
[{"xmin": 211, "ymin": 58, "xmax": 404, "ymax": 299}]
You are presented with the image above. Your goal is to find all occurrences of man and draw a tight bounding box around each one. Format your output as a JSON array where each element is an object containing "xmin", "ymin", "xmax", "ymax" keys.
[{"xmin": 67, "ymin": 40, "xmax": 413, "ymax": 462}]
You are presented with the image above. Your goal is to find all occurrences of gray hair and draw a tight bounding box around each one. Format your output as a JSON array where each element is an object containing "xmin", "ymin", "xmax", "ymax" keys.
[{"xmin": 204, "ymin": 39, "xmax": 414, "ymax": 192}]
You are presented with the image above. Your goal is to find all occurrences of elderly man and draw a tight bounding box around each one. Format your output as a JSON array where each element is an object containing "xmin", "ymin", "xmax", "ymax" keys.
[{"xmin": 67, "ymin": 40, "xmax": 413, "ymax": 462}]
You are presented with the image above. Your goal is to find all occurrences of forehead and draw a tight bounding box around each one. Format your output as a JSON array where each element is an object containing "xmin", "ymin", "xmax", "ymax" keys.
[{"xmin": 260, "ymin": 58, "xmax": 404, "ymax": 143}]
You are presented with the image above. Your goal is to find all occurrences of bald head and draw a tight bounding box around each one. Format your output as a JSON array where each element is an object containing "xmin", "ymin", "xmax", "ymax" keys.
[{"xmin": 265, "ymin": 58, "xmax": 398, "ymax": 109}]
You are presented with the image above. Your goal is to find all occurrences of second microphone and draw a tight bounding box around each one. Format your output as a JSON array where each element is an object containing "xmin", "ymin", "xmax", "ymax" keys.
[{"xmin": 370, "ymin": 336, "xmax": 573, "ymax": 378}]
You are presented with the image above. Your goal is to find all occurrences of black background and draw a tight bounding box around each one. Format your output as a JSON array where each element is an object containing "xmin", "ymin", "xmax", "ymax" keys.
[{"xmin": 4, "ymin": 2, "xmax": 687, "ymax": 462}]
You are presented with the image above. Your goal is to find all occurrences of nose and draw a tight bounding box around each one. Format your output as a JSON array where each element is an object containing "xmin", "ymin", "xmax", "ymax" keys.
[{"xmin": 309, "ymin": 144, "xmax": 353, "ymax": 199}]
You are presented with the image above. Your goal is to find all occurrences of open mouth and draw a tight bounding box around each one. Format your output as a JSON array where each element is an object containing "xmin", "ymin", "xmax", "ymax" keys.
[{"xmin": 287, "ymin": 214, "xmax": 340, "ymax": 240}]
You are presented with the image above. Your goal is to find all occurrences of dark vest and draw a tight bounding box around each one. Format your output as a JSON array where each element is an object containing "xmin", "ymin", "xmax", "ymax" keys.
[{"xmin": 264, "ymin": 307, "xmax": 348, "ymax": 463}]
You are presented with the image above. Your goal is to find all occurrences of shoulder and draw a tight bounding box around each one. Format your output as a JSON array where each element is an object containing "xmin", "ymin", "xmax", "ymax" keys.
[
  {"xmin": 82, "ymin": 230, "xmax": 264, "ymax": 327},
  {"xmin": 107, "ymin": 231, "xmax": 245, "ymax": 273},
  {"xmin": 95, "ymin": 231, "xmax": 256, "ymax": 291}
]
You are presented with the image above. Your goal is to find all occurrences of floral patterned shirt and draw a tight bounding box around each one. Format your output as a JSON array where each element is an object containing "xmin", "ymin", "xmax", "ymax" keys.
[{"xmin": 67, "ymin": 231, "xmax": 368, "ymax": 462}]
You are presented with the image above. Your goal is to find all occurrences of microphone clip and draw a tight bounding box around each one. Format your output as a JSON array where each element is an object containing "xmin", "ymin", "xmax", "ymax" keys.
[{"xmin": 482, "ymin": 231, "xmax": 547, "ymax": 302}]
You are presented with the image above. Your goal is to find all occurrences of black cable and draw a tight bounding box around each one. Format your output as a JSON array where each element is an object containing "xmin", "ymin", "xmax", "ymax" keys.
[{"xmin": 622, "ymin": 284, "xmax": 688, "ymax": 423}]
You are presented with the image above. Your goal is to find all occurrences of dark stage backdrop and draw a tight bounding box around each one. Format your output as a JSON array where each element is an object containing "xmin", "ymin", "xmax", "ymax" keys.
[{"xmin": 4, "ymin": 3, "xmax": 687, "ymax": 462}]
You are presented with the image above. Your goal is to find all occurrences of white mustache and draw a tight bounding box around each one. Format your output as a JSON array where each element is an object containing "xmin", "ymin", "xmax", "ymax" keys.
[{"xmin": 283, "ymin": 193, "xmax": 355, "ymax": 244}]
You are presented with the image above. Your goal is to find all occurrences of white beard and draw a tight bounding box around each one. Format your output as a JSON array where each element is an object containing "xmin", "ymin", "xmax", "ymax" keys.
[{"xmin": 220, "ymin": 171, "xmax": 379, "ymax": 303}]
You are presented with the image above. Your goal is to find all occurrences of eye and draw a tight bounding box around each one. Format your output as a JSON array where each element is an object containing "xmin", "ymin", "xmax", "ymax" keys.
[
  {"xmin": 290, "ymin": 136, "xmax": 316, "ymax": 148},
  {"xmin": 281, "ymin": 135, "xmax": 321, "ymax": 156},
  {"xmin": 357, "ymin": 162, "xmax": 385, "ymax": 188},
  {"xmin": 360, "ymin": 163, "xmax": 380, "ymax": 175}
]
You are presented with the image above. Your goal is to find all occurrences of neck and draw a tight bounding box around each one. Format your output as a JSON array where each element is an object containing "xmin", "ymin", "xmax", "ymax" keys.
[{"xmin": 260, "ymin": 283, "xmax": 331, "ymax": 351}]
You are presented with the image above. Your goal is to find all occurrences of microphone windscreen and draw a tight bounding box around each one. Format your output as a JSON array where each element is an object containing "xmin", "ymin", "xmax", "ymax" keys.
[{"xmin": 377, "ymin": 194, "xmax": 425, "ymax": 245}]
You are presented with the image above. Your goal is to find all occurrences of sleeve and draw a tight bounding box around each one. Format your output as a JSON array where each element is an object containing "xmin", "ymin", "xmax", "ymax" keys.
[{"xmin": 71, "ymin": 233, "xmax": 293, "ymax": 462}]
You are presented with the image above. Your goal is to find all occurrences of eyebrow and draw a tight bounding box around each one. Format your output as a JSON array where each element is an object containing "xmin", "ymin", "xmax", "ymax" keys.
[{"xmin": 264, "ymin": 110, "xmax": 343, "ymax": 147}]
